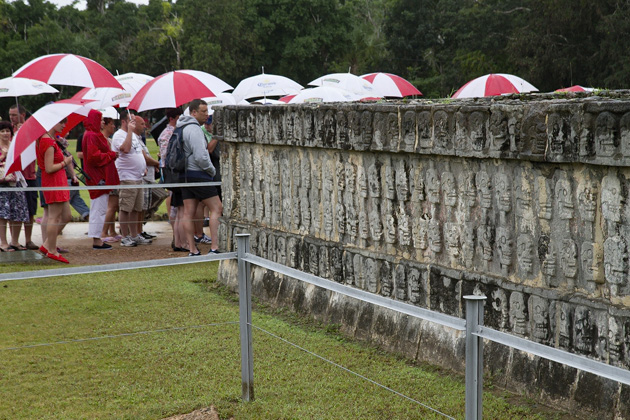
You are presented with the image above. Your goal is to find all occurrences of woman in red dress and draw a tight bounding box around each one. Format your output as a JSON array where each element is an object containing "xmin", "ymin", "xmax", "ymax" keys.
[{"xmin": 37, "ymin": 119, "xmax": 73, "ymax": 263}]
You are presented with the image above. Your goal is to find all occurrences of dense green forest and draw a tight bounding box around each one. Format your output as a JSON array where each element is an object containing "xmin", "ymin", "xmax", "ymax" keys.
[{"xmin": 1, "ymin": 0, "xmax": 630, "ymax": 112}]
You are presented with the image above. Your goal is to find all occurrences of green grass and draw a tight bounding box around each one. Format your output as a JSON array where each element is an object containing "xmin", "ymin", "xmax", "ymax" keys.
[
  {"xmin": 0, "ymin": 262, "xmax": 566, "ymax": 419},
  {"xmin": 46, "ymin": 139, "xmax": 168, "ymax": 221}
]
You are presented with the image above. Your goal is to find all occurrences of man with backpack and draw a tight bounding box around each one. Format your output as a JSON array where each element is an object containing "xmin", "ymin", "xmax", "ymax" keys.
[{"xmin": 172, "ymin": 99, "xmax": 221, "ymax": 256}]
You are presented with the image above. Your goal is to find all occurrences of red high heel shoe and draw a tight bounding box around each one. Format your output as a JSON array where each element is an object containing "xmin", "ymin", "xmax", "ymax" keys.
[{"xmin": 46, "ymin": 252, "xmax": 69, "ymax": 264}]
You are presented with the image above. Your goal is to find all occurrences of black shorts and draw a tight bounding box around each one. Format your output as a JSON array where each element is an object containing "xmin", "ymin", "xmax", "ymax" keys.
[
  {"xmin": 25, "ymin": 179, "xmax": 38, "ymax": 217},
  {"xmin": 170, "ymin": 188, "xmax": 184, "ymax": 208},
  {"xmin": 181, "ymin": 177, "xmax": 219, "ymax": 202}
]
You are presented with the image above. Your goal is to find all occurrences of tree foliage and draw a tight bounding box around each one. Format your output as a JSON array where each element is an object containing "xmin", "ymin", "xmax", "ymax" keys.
[{"xmin": 0, "ymin": 0, "xmax": 630, "ymax": 108}]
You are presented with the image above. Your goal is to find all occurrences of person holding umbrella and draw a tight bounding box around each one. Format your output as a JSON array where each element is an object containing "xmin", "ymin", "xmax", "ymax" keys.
[{"xmin": 37, "ymin": 119, "xmax": 73, "ymax": 263}]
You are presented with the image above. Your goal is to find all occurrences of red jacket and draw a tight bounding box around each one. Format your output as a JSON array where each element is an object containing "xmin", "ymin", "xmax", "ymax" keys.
[{"xmin": 83, "ymin": 109, "xmax": 118, "ymax": 199}]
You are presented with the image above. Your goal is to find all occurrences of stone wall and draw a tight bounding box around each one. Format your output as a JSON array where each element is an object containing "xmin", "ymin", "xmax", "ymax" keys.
[{"xmin": 214, "ymin": 94, "xmax": 630, "ymax": 418}]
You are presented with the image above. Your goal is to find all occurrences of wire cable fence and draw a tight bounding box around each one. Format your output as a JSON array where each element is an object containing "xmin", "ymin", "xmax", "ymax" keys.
[{"xmin": 3, "ymin": 231, "xmax": 630, "ymax": 419}]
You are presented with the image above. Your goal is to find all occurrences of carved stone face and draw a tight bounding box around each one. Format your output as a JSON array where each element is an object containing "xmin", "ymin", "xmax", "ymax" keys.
[
  {"xmin": 417, "ymin": 111, "xmax": 432, "ymax": 148},
  {"xmin": 455, "ymin": 111, "xmax": 468, "ymax": 151},
  {"xmin": 574, "ymin": 307, "xmax": 594, "ymax": 354},
  {"xmin": 555, "ymin": 178, "xmax": 574, "ymax": 219},
  {"xmin": 394, "ymin": 264, "xmax": 407, "ymax": 300},
  {"xmin": 478, "ymin": 225, "xmax": 493, "ymax": 262},
  {"xmin": 336, "ymin": 110, "xmax": 348, "ymax": 147},
  {"xmin": 491, "ymin": 288, "xmax": 509, "ymax": 329},
  {"xmin": 373, "ymin": 112, "xmax": 386, "ymax": 149},
  {"xmin": 323, "ymin": 204, "xmax": 334, "ymax": 238},
  {"xmin": 395, "ymin": 160, "xmax": 409, "ymax": 201},
  {"xmin": 469, "ymin": 111, "xmax": 486, "ymax": 151},
  {"xmin": 542, "ymin": 241, "xmax": 557, "ymax": 278},
  {"xmin": 357, "ymin": 165, "xmax": 368, "ymax": 198},
  {"xmin": 442, "ymin": 171, "xmax": 457, "ymax": 207},
  {"xmin": 596, "ymin": 112, "xmax": 617, "ymax": 157},
  {"xmin": 476, "ymin": 171, "xmax": 492, "ymax": 208},
  {"xmin": 558, "ymin": 303, "xmax": 572, "ymax": 348},
  {"xmin": 276, "ymin": 236, "xmax": 287, "ymax": 265},
  {"xmin": 444, "ymin": 222, "xmax": 460, "ymax": 257},
  {"xmin": 413, "ymin": 217, "xmax": 428, "ymax": 250},
  {"xmin": 604, "ymin": 236, "xmax": 627, "ymax": 285},
  {"xmin": 461, "ymin": 224, "xmax": 475, "ymax": 267},
  {"xmin": 402, "ymin": 111, "xmax": 416, "ymax": 149},
  {"xmin": 509, "ymin": 292, "xmax": 527, "ymax": 335},
  {"xmin": 601, "ymin": 174, "xmax": 622, "ymax": 223},
  {"xmin": 529, "ymin": 295, "xmax": 549, "ymax": 341},
  {"xmin": 367, "ymin": 161, "xmax": 381, "ymax": 198},
  {"xmin": 300, "ymin": 194, "xmax": 311, "ymax": 230},
  {"xmin": 361, "ymin": 111, "xmax": 373, "ymax": 148},
  {"xmin": 369, "ymin": 204, "xmax": 383, "ymax": 241},
  {"xmin": 559, "ymin": 239, "xmax": 578, "ymax": 279},
  {"xmin": 412, "ymin": 166, "xmax": 425, "ymax": 202},
  {"xmin": 517, "ymin": 233, "xmax": 534, "ymax": 274},
  {"xmin": 353, "ymin": 253, "xmax": 364, "ymax": 289},
  {"xmin": 494, "ymin": 173, "xmax": 512, "ymax": 212},
  {"xmin": 459, "ymin": 171, "xmax": 477, "ymax": 209},
  {"xmin": 383, "ymin": 161, "xmax": 396, "ymax": 200},
  {"xmin": 548, "ymin": 113, "xmax": 566, "ymax": 154},
  {"xmin": 496, "ymin": 227, "xmax": 513, "ymax": 266},
  {"xmin": 581, "ymin": 242, "xmax": 603, "ymax": 283},
  {"xmin": 433, "ymin": 110, "xmax": 449, "ymax": 148},
  {"xmin": 521, "ymin": 111, "xmax": 547, "ymax": 154},
  {"xmin": 594, "ymin": 312, "xmax": 608, "ymax": 360},
  {"xmin": 387, "ymin": 112, "xmax": 399, "ymax": 149},
  {"xmin": 489, "ymin": 109, "xmax": 508, "ymax": 150},
  {"xmin": 308, "ymin": 243, "xmax": 319, "ymax": 275},
  {"xmin": 380, "ymin": 261, "xmax": 393, "ymax": 297},
  {"xmin": 287, "ymin": 237, "xmax": 298, "ymax": 268},
  {"xmin": 398, "ymin": 206, "xmax": 410, "ymax": 246},
  {"xmin": 577, "ymin": 180, "xmax": 597, "ymax": 222},
  {"xmin": 621, "ymin": 113, "xmax": 630, "ymax": 156},
  {"xmin": 408, "ymin": 268, "xmax": 422, "ymax": 304},
  {"xmin": 515, "ymin": 180, "xmax": 532, "ymax": 216},
  {"xmin": 365, "ymin": 257, "xmax": 379, "ymax": 293},
  {"xmin": 608, "ymin": 316, "xmax": 623, "ymax": 362},
  {"xmin": 319, "ymin": 245, "xmax": 330, "ymax": 278},
  {"xmin": 383, "ymin": 201, "xmax": 397, "ymax": 244},
  {"xmin": 426, "ymin": 168, "xmax": 441, "ymax": 204},
  {"xmin": 358, "ymin": 206, "xmax": 370, "ymax": 239},
  {"xmin": 428, "ymin": 220, "xmax": 442, "ymax": 253},
  {"xmin": 344, "ymin": 162, "xmax": 356, "ymax": 192}
]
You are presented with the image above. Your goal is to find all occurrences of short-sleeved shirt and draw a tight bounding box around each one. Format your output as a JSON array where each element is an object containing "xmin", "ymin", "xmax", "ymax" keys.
[
  {"xmin": 157, "ymin": 125, "xmax": 175, "ymax": 168},
  {"xmin": 111, "ymin": 128, "xmax": 146, "ymax": 181}
]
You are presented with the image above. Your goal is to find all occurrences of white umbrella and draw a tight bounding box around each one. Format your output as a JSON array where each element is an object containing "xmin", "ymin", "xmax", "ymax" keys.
[
  {"xmin": 72, "ymin": 72, "xmax": 154, "ymax": 109},
  {"xmin": 308, "ymin": 72, "xmax": 383, "ymax": 97},
  {"xmin": 99, "ymin": 107, "xmax": 120, "ymax": 119},
  {"xmin": 288, "ymin": 86, "xmax": 360, "ymax": 104},
  {"xmin": 452, "ymin": 73, "xmax": 538, "ymax": 98},
  {"xmin": 232, "ymin": 72, "xmax": 303, "ymax": 103},
  {"xmin": 252, "ymin": 98, "xmax": 286, "ymax": 105},
  {"xmin": 0, "ymin": 77, "xmax": 58, "ymax": 97},
  {"xmin": 202, "ymin": 92, "xmax": 238, "ymax": 106}
]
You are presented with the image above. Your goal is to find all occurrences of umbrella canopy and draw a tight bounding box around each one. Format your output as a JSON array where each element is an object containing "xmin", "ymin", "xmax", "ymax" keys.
[
  {"xmin": 452, "ymin": 73, "xmax": 538, "ymax": 98},
  {"xmin": 288, "ymin": 86, "xmax": 359, "ymax": 104},
  {"xmin": 232, "ymin": 73, "xmax": 303, "ymax": 103},
  {"xmin": 279, "ymin": 94, "xmax": 296, "ymax": 103},
  {"xmin": 555, "ymin": 85, "xmax": 594, "ymax": 93},
  {"xmin": 308, "ymin": 73, "xmax": 383, "ymax": 97},
  {"xmin": 4, "ymin": 99, "xmax": 94, "ymax": 174},
  {"xmin": 70, "ymin": 72, "xmax": 154, "ymax": 109},
  {"xmin": 252, "ymin": 98, "xmax": 286, "ymax": 105},
  {"xmin": 127, "ymin": 70, "xmax": 232, "ymax": 112},
  {"xmin": 360, "ymin": 72, "xmax": 421, "ymax": 97},
  {"xmin": 13, "ymin": 54, "xmax": 123, "ymax": 89},
  {"xmin": 0, "ymin": 77, "xmax": 58, "ymax": 97},
  {"xmin": 202, "ymin": 92, "xmax": 239, "ymax": 107}
]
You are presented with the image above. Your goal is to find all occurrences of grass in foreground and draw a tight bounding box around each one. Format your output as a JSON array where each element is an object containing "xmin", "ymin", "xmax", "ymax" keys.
[{"xmin": 0, "ymin": 262, "xmax": 566, "ymax": 419}]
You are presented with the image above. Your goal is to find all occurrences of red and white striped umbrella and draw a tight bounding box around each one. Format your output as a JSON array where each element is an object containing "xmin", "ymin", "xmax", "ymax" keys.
[
  {"xmin": 452, "ymin": 73, "xmax": 538, "ymax": 98},
  {"xmin": 13, "ymin": 54, "xmax": 122, "ymax": 89},
  {"xmin": 4, "ymin": 99, "xmax": 94, "ymax": 175},
  {"xmin": 127, "ymin": 70, "xmax": 232, "ymax": 112},
  {"xmin": 361, "ymin": 72, "xmax": 422, "ymax": 97},
  {"xmin": 555, "ymin": 85, "xmax": 594, "ymax": 93}
]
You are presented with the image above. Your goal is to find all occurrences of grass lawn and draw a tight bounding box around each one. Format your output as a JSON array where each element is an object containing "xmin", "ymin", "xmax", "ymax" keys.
[
  {"xmin": 0, "ymin": 262, "xmax": 567, "ymax": 419},
  {"xmin": 43, "ymin": 138, "xmax": 168, "ymax": 221}
]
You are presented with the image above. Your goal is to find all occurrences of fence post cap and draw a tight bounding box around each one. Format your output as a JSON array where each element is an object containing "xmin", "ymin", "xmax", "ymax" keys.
[{"xmin": 463, "ymin": 295, "xmax": 487, "ymax": 301}]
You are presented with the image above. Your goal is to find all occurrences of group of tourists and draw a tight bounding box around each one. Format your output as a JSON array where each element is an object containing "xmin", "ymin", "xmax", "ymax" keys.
[{"xmin": 0, "ymin": 98, "xmax": 222, "ymax": 263}]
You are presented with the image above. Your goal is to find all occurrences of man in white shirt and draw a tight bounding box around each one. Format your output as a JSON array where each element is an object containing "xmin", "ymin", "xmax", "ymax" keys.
[{"xmin": 111, "ymin": 114, "xmax": 152, "ymax": 246}]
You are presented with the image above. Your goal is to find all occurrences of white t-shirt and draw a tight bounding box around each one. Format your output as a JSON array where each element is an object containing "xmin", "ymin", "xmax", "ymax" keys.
[{"xmin": 111, "ymin": 128, "xmax": 146, "ymax": 181}]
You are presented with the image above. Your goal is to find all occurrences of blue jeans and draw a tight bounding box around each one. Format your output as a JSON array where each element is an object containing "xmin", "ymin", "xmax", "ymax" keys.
[{"xmin": 67, "ymin": 179, "xmax": 90, "ymax": 219}]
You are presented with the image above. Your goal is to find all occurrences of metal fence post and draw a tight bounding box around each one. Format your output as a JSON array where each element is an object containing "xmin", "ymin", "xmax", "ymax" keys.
[
  {"xmin": 464, "ymin": 295, "xmax": 486, "ymax": 420},
  {"xmin": 236, "ymin": 233, "xmax": 254, "ymax": 401}
]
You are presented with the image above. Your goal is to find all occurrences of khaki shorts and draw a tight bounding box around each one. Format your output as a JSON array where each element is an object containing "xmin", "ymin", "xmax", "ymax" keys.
[{"xmin": 118, "ymin": 180, "xmax": 144, "ymax": 213}]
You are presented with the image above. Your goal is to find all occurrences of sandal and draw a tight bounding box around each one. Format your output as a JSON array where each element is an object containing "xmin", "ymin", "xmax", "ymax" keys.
[
  {"xmin": 9, "ymin": 244, "xmax": 26, "ymax": 251},
  {"xmin": 0, "ymin": 246, "xmax": 14, "ymax": 252},
  {"xmin": 25, "ymin": 241, "xmax": 39, "ymax": 250}
]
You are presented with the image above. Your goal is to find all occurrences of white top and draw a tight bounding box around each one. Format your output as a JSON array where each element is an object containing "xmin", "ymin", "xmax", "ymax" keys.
[{"xmin": 111, "ymin": 128, "xmax": 146, "ymax": 181}]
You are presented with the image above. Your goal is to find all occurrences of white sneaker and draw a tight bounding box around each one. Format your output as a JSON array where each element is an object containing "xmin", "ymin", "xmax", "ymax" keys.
[
  {"xmin": 133, "ymin": 234, "xmax": 152, "ymax": 245},
  {"xmin": 121, "ymin": 236, "xmax": 137, "ymax": 247}
]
